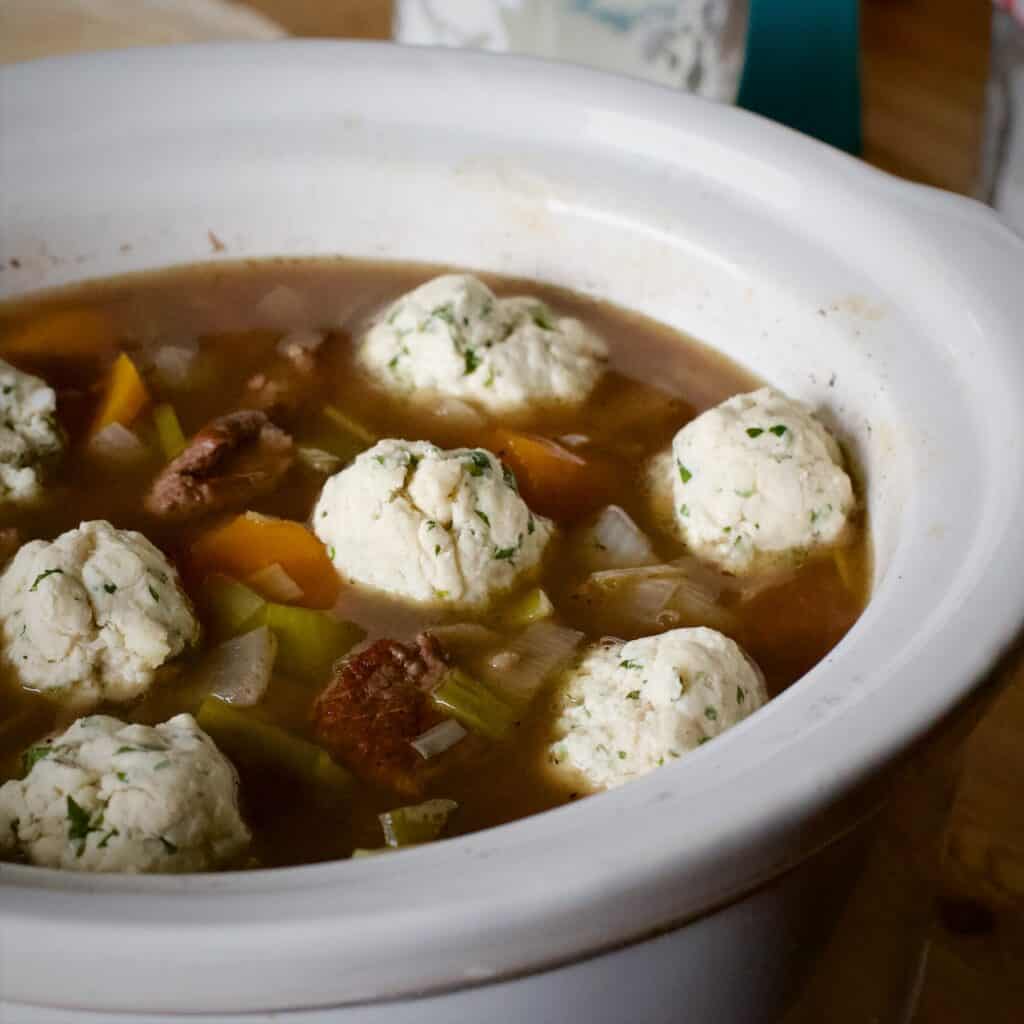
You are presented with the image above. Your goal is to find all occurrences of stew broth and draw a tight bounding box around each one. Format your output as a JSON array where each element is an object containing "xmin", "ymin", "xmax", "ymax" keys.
[{"xmin": 0, "ymin": 260, "xmax": 869, "ymax": 867}]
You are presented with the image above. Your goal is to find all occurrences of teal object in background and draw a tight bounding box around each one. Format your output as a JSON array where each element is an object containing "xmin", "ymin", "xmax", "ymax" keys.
[{"xmin": 738, "ymin": 0, "xmax": 862, "ymax": 154}]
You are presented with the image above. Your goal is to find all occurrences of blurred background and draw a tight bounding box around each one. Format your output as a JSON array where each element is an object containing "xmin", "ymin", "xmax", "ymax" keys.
[{"xmin": 1, "ymin": 2, "xmax": 1021, "ymax": 1022}]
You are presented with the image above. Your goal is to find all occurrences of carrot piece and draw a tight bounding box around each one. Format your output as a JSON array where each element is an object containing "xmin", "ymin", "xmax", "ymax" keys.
[
  {"xmin": 2, "ymin": 308, "xmax": 115, "ymax": 358},
  {"xmin": 490, "ymin": 429, "xmax": 616, "ymax": 522},
  {"xmin": 191, "ymin": 512, "xmax": 339, "ymax": 610},
  {"xmin": 91, "ymin": 353, "xmax": 150, "ymax": 435}
]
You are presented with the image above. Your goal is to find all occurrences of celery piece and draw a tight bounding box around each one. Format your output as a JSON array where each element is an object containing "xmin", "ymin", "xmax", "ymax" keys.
[
  {"xmin": 203, "ymin": 575, "xmax": 266, "ymax": 638},
  {"xmin": 350, "ymin": 845, "xmax": 420, "ymax": 858},
  {"xmin": 431, "ymin": 669, "xmax": 517, "ymax": 740},
  {"xmin": 833, "ymin": 546, "xmax": 857, "ymax": 594},
  {"xmin": 260, "ymin": 602, "xmax": 364, "ymax": 680},
  {"xmin": 500, "ymin": 587, "xmax": 554, "ymax": 629},
  {"xmin": 322, "ymin": 405, "xmax": 375, "ymax": 445},
  {"xmin": 313, "ymin": 747, "xmax": 352, "ymax": 790},
  {"xmin": 196, "ymin": 696, "xmax": 351, "ymax": 789},
  {"xmin": 153, "ymin": 403, "xmax": 188, "ymax": 460},
  {"xmin": 379, "ymin": 798, "xmax": 457, "ymax": 848},
  {"xmin": 312, "ymin": 405, "xmax": 376, "ymax": 463}
]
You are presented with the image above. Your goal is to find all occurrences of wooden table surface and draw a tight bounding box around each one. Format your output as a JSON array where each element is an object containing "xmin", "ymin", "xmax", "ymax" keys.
[{"xmin": 245, "ymin": 2, "xmax": 1018, "ymax": 1020}]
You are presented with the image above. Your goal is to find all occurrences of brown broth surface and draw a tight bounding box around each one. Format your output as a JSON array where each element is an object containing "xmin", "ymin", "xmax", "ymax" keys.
[{"xmin": 0, "ymin": 259, "xmax": 870, "ymax": 867}]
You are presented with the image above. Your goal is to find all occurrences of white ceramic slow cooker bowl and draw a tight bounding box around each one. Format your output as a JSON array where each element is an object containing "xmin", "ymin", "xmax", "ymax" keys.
[{"xmin": 1, "ymin": 43, "xmax": 1023, "ymax": 1024}]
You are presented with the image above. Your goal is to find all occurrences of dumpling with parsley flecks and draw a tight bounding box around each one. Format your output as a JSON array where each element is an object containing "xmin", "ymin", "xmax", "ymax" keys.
[
  {"xmin": 0, "ymin": 520, "xmax": 199, "ymax": 708},
  {"xmin": 548, "ymin": 627, "xmax": 767, "ymax": 791},
  {"xmin": 0, "ymin": 714, "xmax": 249, "ymax": 873},
  {"xmin": 0, "ymin": 358, "xmax": 63, "ymax": 505},
  {"xmin": 651, "ymin": 387, "xmax": 855, "ymax": 573},
  {"xmin": 313, "ymin": 439, "xmax": 554, "ymax": 609},
  {"xmin": 356, "ymin": 274, "xmax": 608, "ymax": 417}
]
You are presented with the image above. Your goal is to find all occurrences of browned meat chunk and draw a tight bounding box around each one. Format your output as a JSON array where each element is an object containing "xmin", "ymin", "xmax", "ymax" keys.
[
  {"xmin": 244, "ymin": 334, "xmax": 322, "ymax": 423},
  {"xmin": 145, "ymin": 410, "xmax": 294, "ymax": 521},
  {"xmin": 312, "ymin": 634, "xmax": 453, "ymax": 796},
  {"xmin": 0, "ymin": 527, "xmax": 20, "ymax": 566}
]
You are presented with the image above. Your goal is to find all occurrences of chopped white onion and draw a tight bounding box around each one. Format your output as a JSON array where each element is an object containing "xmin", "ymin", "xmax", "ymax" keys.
[
  {"xmin": 429, "ymin": 396, "xmax": 486, "ymax": 429},
  {"xmin": 619, "ymin": 577, "xmax": 680, "ymax": 620},
  {"xmin": 297, "ymin": 446, "xmax": 343, "ymax": 475},
  {"xmin": 277, "ymin": 329, "xmax": 325, "ymax": 357},
  {"xmin": 477, "ymin": 622, "xmax": 584, "ymax": 704},
  {"xmin": 197, "ymin": 626, "xmax": 277, "ymax": 707},
  {"xmin": 87, "ymin": 422, "xmax": 148, "ymax": 465},
  {"xmin": 150, "ymin": 342, "xmax": 199, "ymax": 390},
  {"xmin": 575, "ymin": 562, "xmax": 735, "ymax": 634},
  {"xmin": 246, "ymin": 563, "xmax": 304, "ymax": 603},
  {"xmin": 410, "ymin": 719, "xmax": 467, "ymax": 760},
  {"xmin": 575, "ymin": 505, "xmax": 660, "ymax": 573},
  {"xmin": 487, "ymin": 651, "xmax": 520, "ymax": 674},
  {"xmin": 255, "ymin": 284, "xmax": 306, "ymax": 328},
  {"xmin": 734, "ymin": 566, "xmax": 797, "ymax": 604},
  {"xmin": 558, "ymin": 434, "xmax": 591, "ymax": 449}
]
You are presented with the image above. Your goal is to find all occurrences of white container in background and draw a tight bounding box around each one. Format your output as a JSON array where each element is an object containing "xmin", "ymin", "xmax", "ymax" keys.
[
  {"xmin": 980, "ymin": 0, "xmax": 1024, "ymax": 232},
  {"xmin": 394, "ymin": 0, "xmax": 748, "ymax": 101}
]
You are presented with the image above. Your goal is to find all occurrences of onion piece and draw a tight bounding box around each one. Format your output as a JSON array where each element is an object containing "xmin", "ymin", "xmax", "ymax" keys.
[
  {"xmin": 150, "ymin": 342, "xmax": 199, "ymax": 390},
  {"xmin": 573, "ymin": 562, "xmax": 735, "ymax": 635},
  {"xmin": 476, "ymin": 622, "xmax": 584, "ymax": 705},
  {"xmin": 255, "ymin": 284, "xmax": 306, "ymax": 328},
  {"xmin": 245, "ymin": 563, "xmax": 304, "ymax": 604},
  {"xmin": 558, "ymin": 434, "xmax": 591, "ymax": 449},
  {"xmin": 87, "ymin": 422, "xmax": 148, "ymax": 465},
  {"xmin": 379, "ymin": 798, "xmax": 458, "ymax": 848},
  {"xmin": 734, "ymin": 565, "xmax": 798, "ymax": 603},
  {"xmin": 277, "ymin": 329, "xmax": 325, "ymax": 357},
  {"xmin": 411, "ymin": 719, "xmax": 467, "ymax": 760},
  {"xmin": 196, "ymin": 626, "xmax": 277, "ymax": 707},
  {"xmin": 428, "ymin": 395, "xmax": 486, "ymax": 430},
  {"xmin": 619, "ymin": 577, "xmax": 680, "ymax": 621},
  {"xmin": 297, "ymin": 446, "xmax": 343, "ymax": 475},
  {"xmin": 574, "ymin": 505, "xmax": 660, "ymax": 572}
]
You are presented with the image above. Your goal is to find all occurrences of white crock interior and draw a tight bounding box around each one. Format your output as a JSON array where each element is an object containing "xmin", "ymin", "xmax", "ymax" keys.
[{"xmin": 1, "ymin": 43, "xmax": 1023, "ymax": 1014}]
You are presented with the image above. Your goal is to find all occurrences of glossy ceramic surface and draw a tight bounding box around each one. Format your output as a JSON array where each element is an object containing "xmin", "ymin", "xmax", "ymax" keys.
[{"xmin": 1, "ymin": 41, "xmax": 1023, "ymax": 1016}]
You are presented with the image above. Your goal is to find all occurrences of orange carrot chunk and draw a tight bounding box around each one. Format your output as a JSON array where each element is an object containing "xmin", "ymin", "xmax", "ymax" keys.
[
  {"xmin": 490, "ymin": 429, "xmax": 616, "ymax": 522},
  {"xmin": 91, "ymin": 353, "xmax": 150, "ymax": 436},
  {"xmin": 2, "ymin": 308, "xmax": 115, "ymax": 358},
  {"xmin": 191, "ymin": 512, "xmax": 339, "ymax": 610}
]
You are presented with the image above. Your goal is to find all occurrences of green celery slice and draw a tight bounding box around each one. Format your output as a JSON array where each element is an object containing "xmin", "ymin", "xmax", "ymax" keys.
[
  {"xmin": 153, "ymin": 402, "xmax": 188, "ymax": 460},
  {"xmin": 378, "ymin": 798, "xmax": 457, "ymax": 848},
  {"xmin": 500, "ymin": 587, "xmax": 554, "ymax": 629},
  {"xmin": 203, "ymin": 575, "xmax": 266, "ymax": 638},
  {"xmin": 309, "ymin": 405, "xmax": 377, "ymax": 463},
  {"xmin": 259, "ymin": 602, "xmax": 365, "ymax": 680},
  {"xmin": 196, "ymin": 696, "xmax": 350, "ymax": 789},
  {"xmin": 322, "ymin": 405, "xmax": 375, "ymax": 444},
  {"xmin": 431, "ymin": 669, "xmax": 517, "ymax": 740}
]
